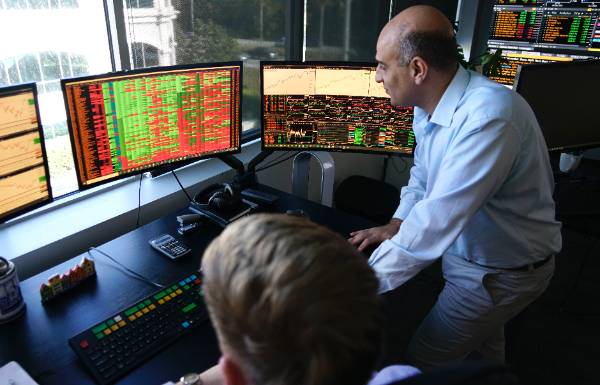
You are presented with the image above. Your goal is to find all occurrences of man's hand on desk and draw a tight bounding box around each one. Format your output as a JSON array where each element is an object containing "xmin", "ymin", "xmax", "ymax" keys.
[{"xmin": 348, "ymin": 218, "xmax": 402, "ymax": 253}]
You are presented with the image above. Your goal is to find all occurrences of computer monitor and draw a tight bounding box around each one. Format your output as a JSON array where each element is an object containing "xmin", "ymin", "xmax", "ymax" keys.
[
  {"xmin": 486, "ymin": 0, "xmax": 600, "ymax": 87},
  {"xmin": 0, "ymin": 83, "xmax": 53, "ymax": 223},
  {"xmin": 62, "ymin": 62, "xmax": 242, "ymax": 190},
  {"xmin": 515, "ymin": 60, "xmax": 600, "ymax": 152},
  {"xmin": 261, "ymin": 62, "xmax": 414, "ymax": 155}
]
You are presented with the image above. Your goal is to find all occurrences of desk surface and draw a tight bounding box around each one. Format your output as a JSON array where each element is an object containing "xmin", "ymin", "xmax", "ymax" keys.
[{"xmin": 0, "ymin": 185, "xmax": 374, "ymax": 385}]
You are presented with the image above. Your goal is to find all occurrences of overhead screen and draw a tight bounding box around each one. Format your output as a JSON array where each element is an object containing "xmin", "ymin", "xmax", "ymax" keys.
[
  {"xmin": 515, "ymin": 60, "xmax": 600, "ymax": 151},
  {"xmin": 261, "ymin": 62, "xmax": 415, "ymax": 155},
  {"xmin": 487, "ymin": 0, "xmax": 600, "ymax": 86},
  {"xmin": 62, "ymin": 62, "xmax": 242, "ymax": 190},
  {"xmin": 0, "ymin": 83, "xmax": 52, "ymax": 223}
]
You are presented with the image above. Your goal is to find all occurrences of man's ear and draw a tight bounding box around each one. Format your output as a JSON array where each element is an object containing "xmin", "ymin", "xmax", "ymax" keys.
[
  {"xmin": 410, "ymin": 56, "xmax": 428, "ymax": 85},
  {"xmin": 220, "ymin": 355, "xmax": 249, "ymax": 385}
]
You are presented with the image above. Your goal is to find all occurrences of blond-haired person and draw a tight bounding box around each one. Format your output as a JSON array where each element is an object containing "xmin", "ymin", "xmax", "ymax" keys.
[{"xmin": 171, "ymin": 214, "xmax": 419, "ymax": 385}]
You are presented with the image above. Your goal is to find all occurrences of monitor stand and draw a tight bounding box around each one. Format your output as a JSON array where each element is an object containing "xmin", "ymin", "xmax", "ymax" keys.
[
  {"xmin": 217, "ymin": 152, "xmax": 274, "ymax": 189},
  {"xmin": 291, "ymin": 151, "xmax": 335, "ymax": 207}
]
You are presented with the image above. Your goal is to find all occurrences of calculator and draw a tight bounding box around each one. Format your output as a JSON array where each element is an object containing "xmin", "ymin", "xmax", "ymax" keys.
[{"xmin": 148, "ymin": 233, "xmax": 191, "ymax": 260}]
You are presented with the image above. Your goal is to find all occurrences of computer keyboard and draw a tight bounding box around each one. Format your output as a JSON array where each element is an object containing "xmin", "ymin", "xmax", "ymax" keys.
[{"xmin": 69, "ymin": 272, "xmax": 208, "ymax": 385}]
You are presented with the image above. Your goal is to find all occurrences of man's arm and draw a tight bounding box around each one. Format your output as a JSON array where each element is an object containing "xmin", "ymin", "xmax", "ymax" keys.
[
  {"xmin": 349, "ymin": 218, "xmax": 402, "ymax": 252},
  {"xmin": 369, "ymin": 118, "xmax": 521, "ymax": 292},
  {"xmin": 349, "ymin": 144, "xmax": 426, "ymax": 252}
]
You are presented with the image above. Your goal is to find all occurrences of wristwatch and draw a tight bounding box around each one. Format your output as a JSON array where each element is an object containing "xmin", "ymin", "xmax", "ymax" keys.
[{"xmin": 178, "ymin": 373, "xmax": 203, "ymax": 385}]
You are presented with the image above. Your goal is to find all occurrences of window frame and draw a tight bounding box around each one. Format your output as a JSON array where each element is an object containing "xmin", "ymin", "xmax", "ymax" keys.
[{"xmin": 105, "ymin": 0, "xmax": 394, "ymax": 144}]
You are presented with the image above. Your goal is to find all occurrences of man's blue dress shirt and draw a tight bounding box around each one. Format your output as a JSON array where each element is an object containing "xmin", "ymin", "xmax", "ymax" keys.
[{"xmin": 369, "ymin": 65, "xmax": 562, "ymax": 292}]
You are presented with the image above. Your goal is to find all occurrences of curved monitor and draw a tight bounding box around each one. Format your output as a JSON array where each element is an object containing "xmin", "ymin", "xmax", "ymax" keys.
[
  {"xmin": 0, "ymin": 83, "xmax": 52, "ymax": 223},
  {"xmin": 261, "ymin": 61, "xmax": 414, "ymax": 155},
  {"xmin": 62, "ymin": 62, "xmax": 242, "ymax": 190},
  {"xmin": 515, "ymin": 60, "xmax": 600, "ymax": 152}
]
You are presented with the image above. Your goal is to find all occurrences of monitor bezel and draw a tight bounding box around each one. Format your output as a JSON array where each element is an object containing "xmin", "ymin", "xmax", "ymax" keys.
[
  {"xmin": 514, "ymin": 59, "xmax": 600, "ymax": 152},
  {"xmin": 260, "ymin": 60, "xmax": 415, "ymax": 157},
  {"xmin": 0, "ymin": 82, "xmax": 53, "ymax": 223},
  {"xmin": 61, "ymin": 61, "xmax": 244, "ymax": 191}
]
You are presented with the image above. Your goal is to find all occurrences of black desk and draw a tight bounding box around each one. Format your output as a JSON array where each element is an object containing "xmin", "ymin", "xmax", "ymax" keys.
[{"xmin": 0, "ymin": 186, "xmax": 374, "ymax": 385}]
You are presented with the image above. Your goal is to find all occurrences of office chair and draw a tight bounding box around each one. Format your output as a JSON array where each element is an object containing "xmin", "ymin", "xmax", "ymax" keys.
[{"xmin": 334, "ymin": 175, "xmax": 400, "ymax": 224}]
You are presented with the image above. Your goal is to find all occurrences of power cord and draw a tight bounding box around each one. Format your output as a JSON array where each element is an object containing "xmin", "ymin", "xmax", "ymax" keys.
[
  {"xmin": 255, "ymin": 151, "xmax": 298, "ymax": 172},
  {"xmin": 255, "ymin": 151, "xmax": 290, "ymax": 170},
  {"xmin": 88, "ymin": 247, "xmax": 164, "ymax": 289},
  {"xmin": 135, "ymin": 174, "xmax": 142, "ymax": 228},
  {"xmin": 171, "ymin": 168, "xmax": 193, "ymax": 202}
]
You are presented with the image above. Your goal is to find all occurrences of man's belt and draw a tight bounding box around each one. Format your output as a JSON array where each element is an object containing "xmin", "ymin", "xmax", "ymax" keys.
[{"xmin": 471, "ymin": 254, "xmax": 554, "ymax": 272}]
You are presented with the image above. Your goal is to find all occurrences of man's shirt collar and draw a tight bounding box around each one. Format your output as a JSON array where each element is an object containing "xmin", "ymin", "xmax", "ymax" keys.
[{"xmin": 414, "ymin": 65, "xmax": 470, "ymax": 131}]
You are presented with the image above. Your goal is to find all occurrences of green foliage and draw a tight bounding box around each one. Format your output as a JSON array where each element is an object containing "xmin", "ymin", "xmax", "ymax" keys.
[
  {"xmin": 478, "ymin": 49, "xmax": 507, "ymax": 78},
  {"xmin": 454, "ymin": 22, "xmax": 507, "ymax": 78},
  {"xmin": 187, "ymin": 0, "xmax": 284, "ymax": 41},
  {"xmin": 458, "ymin": 46, "xmax": 508, "ymax": 78},
  {"xmin": 177, "ymin": 19, "xmax": 241, "ymax": 64}
]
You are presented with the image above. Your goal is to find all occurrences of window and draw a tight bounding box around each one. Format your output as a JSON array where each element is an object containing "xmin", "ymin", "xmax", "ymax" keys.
[
  {"xmin": 127, "ymin": 0, "xmax": 154, "ymax": 8},
  {"xmin": 123, "ymin": 0, "xmax": 286, "ymax": 133},
  {"xmin": 305, "ymin": 0, "xmax": 390, "ymax": 61},
  {"xmin": 0, "ymin": 1, "xmax": 112, "ymax": 197},
  {"xmin": 18, "ymin": 55, "xmax": 41, "ymax": 82},
  {"xmin": 2, "ymin": 0, "xmax": 442, "ymax": 203},
  {"xmin": 41, "ymin": 52, "xmax": 61, "ymax": 80},
  {"xmin": 1, "ymin": 0, "xmax": 79, "ymax": 9},
  {"xmin": 132, "ymin": 42, "xmax": 160, "ymax": 67}
]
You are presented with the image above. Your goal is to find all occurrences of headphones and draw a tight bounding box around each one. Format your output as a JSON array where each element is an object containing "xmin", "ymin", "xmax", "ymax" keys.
[{"xmin": 194, "ymin": 183, "xmax": 242, "ymax": 212}]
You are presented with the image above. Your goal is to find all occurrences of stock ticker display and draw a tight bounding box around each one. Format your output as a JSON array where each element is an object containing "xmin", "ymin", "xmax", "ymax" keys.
[
  {"xmin": 488, "ymin": 0, "xmax": 600, "ymax": 85},
  {"xmin": 63, "ymin": 65, "xmax": 241, "ymax": 188},
  {"xmin": 0, "ymin": 85, "xmax": 51, "ymax": 222},
  {"xmin": 261, "ymin": 63, "xmax": 414, "ymax": 155}
]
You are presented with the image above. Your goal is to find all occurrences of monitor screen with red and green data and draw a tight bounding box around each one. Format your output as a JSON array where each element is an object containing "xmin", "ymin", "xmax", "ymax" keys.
[{"xmin": 62, "ymin": 62, "xmax": 242, "ymax": 190}]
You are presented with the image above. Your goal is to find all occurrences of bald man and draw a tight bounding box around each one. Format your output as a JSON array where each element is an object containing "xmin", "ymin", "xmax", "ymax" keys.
[{"xmin": 349, "ymin": 6, "xmax": 561, "ymax": 370}]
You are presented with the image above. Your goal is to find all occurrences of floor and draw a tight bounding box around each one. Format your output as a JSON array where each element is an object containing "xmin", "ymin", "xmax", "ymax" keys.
[{"xmin": 377, "ymin": 224, "xmax": 600, "ymax": 385}]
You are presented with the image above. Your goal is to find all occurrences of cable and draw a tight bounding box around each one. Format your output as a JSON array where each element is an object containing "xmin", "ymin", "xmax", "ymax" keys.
[
  {"xmin": 171, "ymin": 169, "xmax": 193, "ymax": 202},
  {"xmin": 256, "ymin": 152, "xmax": 298, "ymax": 172},
  {"xmin": 88, "ymin": 247, "xmax": 164, "ymax": 289},
  {"xmin": 135, "ymin": 174, "xmax": 142, "ymax": 228},
  {"xmin": 255, "ymin": 153, "xmax": 296, "ymax": 172}
]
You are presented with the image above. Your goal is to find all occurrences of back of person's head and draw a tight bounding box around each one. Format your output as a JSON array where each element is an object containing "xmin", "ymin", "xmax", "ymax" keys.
[
  {"xmin": 201, "ymin": 213, "xmax": 383, "ymax": 385},
  {"xmin": 397, "ymin": 29, "xmax": 458, "ymax": 72},
  {"xmin": 389, "ymin": 5, "xmax": 458, "ymax": 72}
]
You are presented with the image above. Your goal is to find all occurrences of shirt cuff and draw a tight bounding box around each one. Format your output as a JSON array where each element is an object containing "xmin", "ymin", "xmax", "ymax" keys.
[
  {"xmin": 368, "ymin": 365, "xmax": 421, "ymax": 385},
  {"xmin": 393, "ymin": 198, "xmax": 417, "ymax": 221},
  {"xmin": 368, "ymin": 239, "xmax": 433, "ymax": 293}
]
